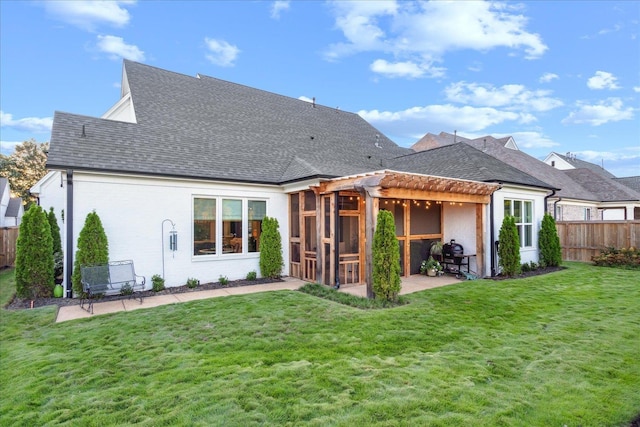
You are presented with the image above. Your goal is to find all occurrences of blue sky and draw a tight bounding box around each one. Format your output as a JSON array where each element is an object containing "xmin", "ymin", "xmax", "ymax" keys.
[{"xmin": 1, "ymin": 0, "xmax": 639, "ymax": 177}]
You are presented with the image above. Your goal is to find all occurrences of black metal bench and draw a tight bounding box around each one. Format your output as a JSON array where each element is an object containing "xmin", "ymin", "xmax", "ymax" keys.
[{"xmin": 80, "ymin": 260, "xmax": 146, "ymax": 314}]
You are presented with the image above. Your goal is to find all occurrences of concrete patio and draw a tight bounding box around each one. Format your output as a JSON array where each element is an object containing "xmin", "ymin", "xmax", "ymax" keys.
[{"xmin": 55, "ymin": 274, "xmax": 464, "ymax": 323}]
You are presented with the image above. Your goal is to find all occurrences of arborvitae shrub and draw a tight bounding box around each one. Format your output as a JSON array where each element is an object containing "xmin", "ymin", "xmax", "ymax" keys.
[
  {"xmin": 72, "ymin": 211, "xmax": 109, "ymax": 296},
  {"xmin": 15, "ymin": 205, "xmax": 54, "ymax": 298},
  {"xmin": 372, "ymin": 210, "xmax": 401, "ymax": 301},
  {"xmin": 539, "ymin": 213, "xmax": 562, "ymax": 267},
  {"xmin": 259, "ymin": 217, "xmax": 283, "ymax": 279},
  {"xmin": 498, "ymin": 215, "xmax": 521, "ymax": 277},
  {"xmin": 48, "ymin": 207, "xmax": 63, "ymax": 277}
]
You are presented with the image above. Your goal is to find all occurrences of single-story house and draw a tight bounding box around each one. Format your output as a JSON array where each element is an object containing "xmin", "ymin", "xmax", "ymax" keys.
[{"xmin": 33, "ymin": 61, "xmax": 556, "ymax": 297}]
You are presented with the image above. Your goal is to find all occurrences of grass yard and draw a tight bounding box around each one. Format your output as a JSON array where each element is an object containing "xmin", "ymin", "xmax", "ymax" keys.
[{"xmin": 1, "ymin": 262, "xmax": 638, "ymax": 426}]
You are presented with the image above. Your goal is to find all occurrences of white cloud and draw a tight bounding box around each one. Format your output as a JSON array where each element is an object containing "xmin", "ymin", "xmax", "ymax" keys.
[
  {"xmin": 204, "ymin": 38, "xmax": 240, "ymax": 67},
  {"xmin": 1, "ymin": 141, "xmax": 23, "ymax": 156},
  {"xmin": 634, "ymin": 86, "xmax": 640, "ymax": 93},
  {"xmin": 539, "ymin": 73, "xmax": 558, "ymax": 83},
  {"xmin": 562, "ymin": 98, "xmax": 634, "ymax": 126},
  {"xmin": 358, "ymin": 104, "xmax": 524, "ymax": 141},
  {"xmin": 369, "ymin": 59, "xmax": 443, "ymax": 79},
  {"xmin": 587, "ymin": 71, "xmax": 621, "ymax": 90},
  {"xmin": 444, "ymin": 82, "xmax": 563, "ymax": 111},
  {"xmin": 325, "ymin": 0, "xmax": 547, "ymax": 77},
  {"xmin": 270, "ymin": 1, "xmax": 290, "ymax": 19},
  {"xmin": 44, "ymin": 0, "xmax": 135, "ymax": 31},
  {"xmin": 97, "ymin": 35, "xmax": 145, "ymax": 61},
  {"xmin": 575, "ymin": 148, "xmax": 639, "ymax": 162},
  {"xmin": 508, "ymin": 131, "xmax": 559, "ymax": 149},
  {"xmin": 0, "ymin": 111, "xmax": 53, "ymax": 133}
]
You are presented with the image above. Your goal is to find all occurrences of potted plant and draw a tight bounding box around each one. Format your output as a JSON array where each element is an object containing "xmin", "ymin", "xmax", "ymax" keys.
[
  {"xmin": 420, "ymin": 256, "xmax": 442, "ymax": 277},
  {"xmin": 430, "ymin": 240, "xmax": 443, "ymax": 258}
]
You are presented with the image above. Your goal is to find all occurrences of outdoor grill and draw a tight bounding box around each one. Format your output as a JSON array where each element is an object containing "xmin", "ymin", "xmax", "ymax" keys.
[{"xmin": 442, "ymin": 240, "xmax": 464, "ymax": 266}]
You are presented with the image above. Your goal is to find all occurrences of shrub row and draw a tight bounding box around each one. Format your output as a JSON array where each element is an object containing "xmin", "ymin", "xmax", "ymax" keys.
[{"xmin": 592, "ymin": 247, "xmax": 640, "ymax": 269}]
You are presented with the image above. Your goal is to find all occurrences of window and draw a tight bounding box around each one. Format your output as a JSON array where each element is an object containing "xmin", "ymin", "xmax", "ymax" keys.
[
  {"xmin": 584, "ymin": 208, "xmax": 591, "ymax": 221},
  {"xmin": 193, "ymin": 197, "xmax": 267, "ymax": 256},
  {"xmin": 504, "ymin": 199, "xmax": 533, "ymax": 248}
]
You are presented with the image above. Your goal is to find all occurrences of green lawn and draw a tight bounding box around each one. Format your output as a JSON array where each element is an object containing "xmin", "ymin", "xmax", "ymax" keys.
[{"xmin": 1, "ymin": 263, "xmax": 638, "ymax": 426}]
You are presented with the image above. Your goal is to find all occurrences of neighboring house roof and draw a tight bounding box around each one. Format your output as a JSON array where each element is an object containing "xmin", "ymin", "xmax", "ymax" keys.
[
  {"xmin": 564, "ymin": 169, "xmax": 640, "ymax": 202},
  {"xmin": 614, "ymin": 176, "xmax": 640, "ymax": 193},
  {"xmin": 549, "ymin": 152, "xmax": 616, "ymax": 178},
  {"xmin": 389, "ymin": 143, "xmax": 555, "ymax": 190},
  {"xmin": 412, "ymin": 134, "xmax": 600, "ymax": 201},
  {"xmin": 0, "ymin": 177, "xmax": 7, "ymax": 200},
  {"xmin": 47, "ymin": 60, "xmax": 410, "ymax": 185},
  {"xmin": 6, "ymin": 197, "xmax": 23, "ymax": 218}
]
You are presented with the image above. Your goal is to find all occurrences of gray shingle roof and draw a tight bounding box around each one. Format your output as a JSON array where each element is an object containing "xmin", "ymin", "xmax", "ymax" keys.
[
  {"xmin": 389, "ymin": 143, "xmax": 555, "ymax": 189},
  {"xmin": 6, "ymin": 197, "xmax": 22, "ymax": 218},
  {"xmin": 564, "ymin": 169, "xmax": 640, "ymax": 202},
  {"xmin": 614, "ymin": 176, "xmax": 640, "ymax": 193},
  {"xmin": 47, "ymin": 60, "xmax": 410, "ymax": 184}
]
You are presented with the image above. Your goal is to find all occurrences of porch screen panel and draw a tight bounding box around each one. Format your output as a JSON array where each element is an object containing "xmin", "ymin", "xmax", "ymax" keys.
[
  {"xmin": 339, "ymin": 216, "xmax": 359, "ymax": 253},
  {"xmin": 381, "ymin": 199, "xmax": 404, "ymax": 235},
  {"xmin": 410, "ymin": 203, "xmax": 441, "ymax": 235},
  {"xmin": 290, "ymin": 195, "xmax": 300, "ymax": 238},
  {"xmin": 410, "ymin": 239, "xmax": 431, "ymax": 275}
]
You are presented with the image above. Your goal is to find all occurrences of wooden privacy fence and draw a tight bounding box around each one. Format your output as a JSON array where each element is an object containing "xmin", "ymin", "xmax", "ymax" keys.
[
  {"xmin": 0, "ymin": 227, "xmax": 19, "ymax": 268},
  {"xmin": 556, "ymin": 220, "xmax": 640, "ymax": 262}
]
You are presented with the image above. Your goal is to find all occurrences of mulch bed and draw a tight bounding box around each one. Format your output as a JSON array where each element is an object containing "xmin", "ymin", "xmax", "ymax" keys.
[{"xmin": 4, "ymin": 277, "xmax": 283, "ymax": 310}]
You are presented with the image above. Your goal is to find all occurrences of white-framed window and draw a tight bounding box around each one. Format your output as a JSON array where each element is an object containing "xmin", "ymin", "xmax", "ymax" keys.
[
  {"xmin": 504, "ymin": 199, "xmax": 533, "ymax": 248},
  {"xmin": 584, "ymin": 208, "xmax": 591, "ymax": 221},
  {"xmin": 193, "ymin": 197, "xmax": 266, "ymax": 256}
]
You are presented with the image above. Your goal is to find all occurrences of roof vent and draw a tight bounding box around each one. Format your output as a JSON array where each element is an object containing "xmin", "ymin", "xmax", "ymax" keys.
[{"xmin": 81, "ymin": 125, "xmax": 86, "ymax": 138}]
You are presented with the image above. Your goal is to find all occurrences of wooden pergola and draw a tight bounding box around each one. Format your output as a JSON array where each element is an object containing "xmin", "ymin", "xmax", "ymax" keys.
[{"xmin": 298, "ymin": 170, "xmax": 500, "ymax": 298}]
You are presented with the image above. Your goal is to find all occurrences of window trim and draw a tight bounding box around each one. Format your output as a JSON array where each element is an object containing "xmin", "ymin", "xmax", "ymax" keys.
[
  {"xmin": 193, "ymin": 196, "xmax": 267, "ymax": 258},
  {"xmin": 504, "ymin": 198, "xmax": 534, "ymax": 248}
]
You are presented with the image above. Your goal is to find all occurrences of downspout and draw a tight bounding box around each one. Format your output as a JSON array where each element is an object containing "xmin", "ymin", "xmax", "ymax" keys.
[
  {"xmin": 544, "ymin": 189, "xmax": 557, "ymax": 215},
  {"xmin": 334, "ymin": 191, "xmax": 340, "ymax": 289},
  {"xmin": 553, "ymin": 197, "xmax": 562, "ymax": 221},
  {"xmin": 65, "ymin": 169, "xmax": 74, "ymax": 298}
]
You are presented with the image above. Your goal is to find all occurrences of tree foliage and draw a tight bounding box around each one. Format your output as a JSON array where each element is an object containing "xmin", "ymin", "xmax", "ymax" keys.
[
  {"xmin": 72, "ymin": 211, "xmax": 109, "ymax": 296},
  {"xmin": 15, "ymin": 205, "xmax": 54, "ymax": 298},
  {"xmin": 372, "ymin": 210, "xmax": 401, "ymax": 301},
  {"xmin": 259, "ymin": 217, "xmax": 283, "ymax": 279},
  {"xmin": 0, "ymin": 139, "xmax": 49, "ymax": 207},
  {"xmin": 498, "ymin": 215, "xmax": 521, "ymax": 277},
  {"xmin": 539, "ymin": 213, "xmax": 562, "ymax": 267}
]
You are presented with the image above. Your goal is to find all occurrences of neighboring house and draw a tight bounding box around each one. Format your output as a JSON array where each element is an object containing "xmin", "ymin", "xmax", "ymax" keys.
[
  {"xmin": 33, "ymin": 61, "xmax": 553, "ymax": 297},
  {"xmin": 0, "ymin": 178, "xmax": 24, "ymax": 227},
  {"xmin": 412, "ymin": 132, "xmax": 640, "ymax": 221},
  {"xmin": 543, "ymin": 152, "xmax": 616, "ymax": 178}
]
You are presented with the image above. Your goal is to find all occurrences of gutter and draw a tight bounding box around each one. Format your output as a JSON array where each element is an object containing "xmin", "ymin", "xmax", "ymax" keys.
[{"xmin": 553, "ymin": 197, "xmax": 562, "ymax": 221}]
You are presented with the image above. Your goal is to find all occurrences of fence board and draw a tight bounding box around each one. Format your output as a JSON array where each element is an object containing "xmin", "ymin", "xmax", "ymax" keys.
[
  {"xmin": 556, "ymin": 220, "xmax": 640, "ymax": 262},
  {"xmin": 0, "ymin": 227, "xmax": 19, "ymax": 268}
]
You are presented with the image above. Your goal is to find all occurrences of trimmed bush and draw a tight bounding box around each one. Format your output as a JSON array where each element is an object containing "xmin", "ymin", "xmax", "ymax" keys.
[
  {"xmin": 246, "ymin": 270, "xmax": 257, "ymax": 281},
  {"xmin": 72, "ymin": 211, "xmax": 109, "ymax": 296},
  {"xmin": 218, "ymin": 275, "xmax": 229, "ymax": 286},
  {"xmin": 186, "ymin": 278, "xmax": 199, "ymax": 288},
  {"xmin": 15, "ymin": 205, "xmax": 55, "ymax": 298},
  {"xmin": 259, "ymin": 216, "xmax": 283, "ymax": 279},
  {"xmin": 592, "ymin": 246, "xmax": 640, "ymax": 269},
  {"xmin": 498, "ymin": 215, "xmax": 521, "ymax": 277},
  {"xmin": 372, "ymin": 210, "xmax": 401, "ymax": 301},
  {"xmin": 539, "ymin": 213, "xmax": 562, "ymax": 267},
  {"xmin": 48, "ymin": 207, "xmax": 63, "ymax": 278}
]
